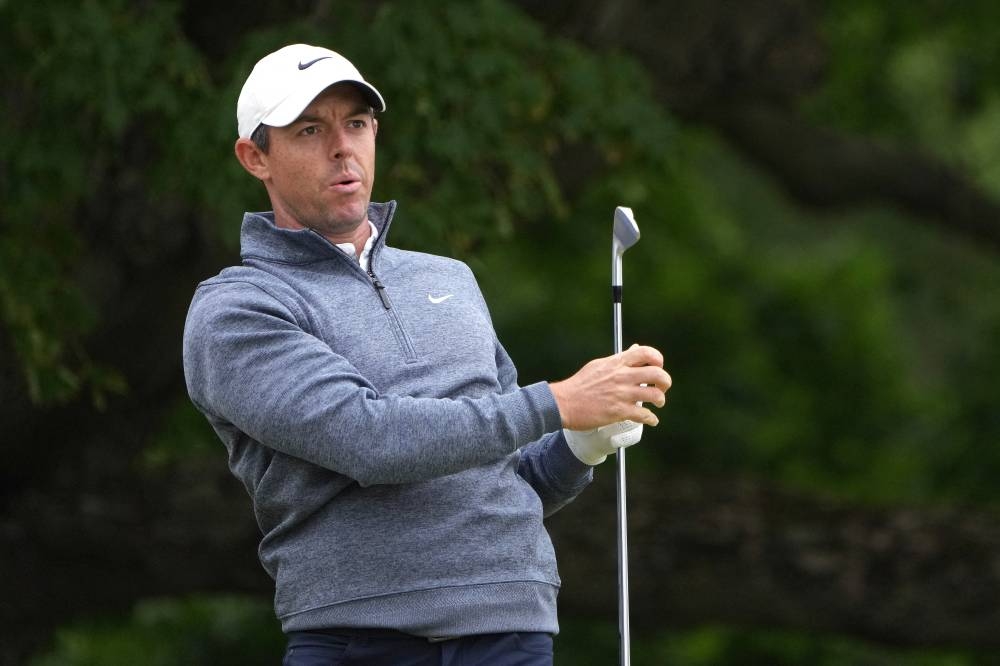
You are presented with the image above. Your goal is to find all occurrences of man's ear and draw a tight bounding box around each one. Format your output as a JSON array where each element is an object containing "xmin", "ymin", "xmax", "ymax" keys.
[
  {"xmin": 234, "ymin": 138, "xmax": 270, "ymax": 181},
  {"xmin": 372, "ymin": 117, "xmax": 378, "ymax": 138}
]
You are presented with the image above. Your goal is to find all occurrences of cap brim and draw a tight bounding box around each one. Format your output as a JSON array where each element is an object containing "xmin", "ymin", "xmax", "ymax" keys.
[{"xmin": 262, "ymin": 79, "xmax": 385, "ymax": 129}]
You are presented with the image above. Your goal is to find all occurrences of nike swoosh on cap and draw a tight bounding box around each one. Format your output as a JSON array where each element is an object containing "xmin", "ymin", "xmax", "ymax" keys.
[
  {"xmin": 298, "ymin": 56, "xmax": 332, "ymax": 70},
  {"xmin": 428, "ymin": 294, "xmax": 454, "ymax": 304}
]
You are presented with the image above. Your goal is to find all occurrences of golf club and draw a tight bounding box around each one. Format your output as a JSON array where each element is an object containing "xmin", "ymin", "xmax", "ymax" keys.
[{"xmin": 609, "ymin": 206, "xmax": 640, "ymax": 666}]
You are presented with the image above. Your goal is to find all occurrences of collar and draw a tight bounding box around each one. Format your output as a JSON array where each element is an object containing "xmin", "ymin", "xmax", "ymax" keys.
[
  {"xmin": 239, "ymin": 201, "xmax": 397, "ymax": 266},
  {"xmin": 334, "ymin": 220, "xmax": 379, "ymax": 271}
]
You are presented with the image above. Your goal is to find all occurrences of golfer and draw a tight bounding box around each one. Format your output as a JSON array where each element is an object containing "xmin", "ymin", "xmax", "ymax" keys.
[{"xmin": 182, "ymin": 43, "xmax": 671, "ymax": 665}]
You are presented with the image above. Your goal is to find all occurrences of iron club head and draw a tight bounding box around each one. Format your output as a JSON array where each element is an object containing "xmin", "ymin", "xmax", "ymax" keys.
[
  {"xmin": 612, "ymin": 206, "xmax": 640, "ymax": 287},
  {"xmin": 613, "ymin": 207, "xmax": 640, "ymax": 254}
]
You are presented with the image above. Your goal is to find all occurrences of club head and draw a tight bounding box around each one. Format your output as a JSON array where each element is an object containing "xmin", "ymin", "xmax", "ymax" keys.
[
  {"xmin": 612, "ymin": 206, "xmax": 639, "ymax": 287},
  {"xmin": 613, "ymin": 207, "xmax": 640, "ymax": 256}
]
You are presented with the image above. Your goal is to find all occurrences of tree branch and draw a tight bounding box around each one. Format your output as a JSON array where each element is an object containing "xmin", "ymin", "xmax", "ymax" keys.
[{"xmin": 514, "ymin": 0, "xmax": 1000, "ymax": 251}]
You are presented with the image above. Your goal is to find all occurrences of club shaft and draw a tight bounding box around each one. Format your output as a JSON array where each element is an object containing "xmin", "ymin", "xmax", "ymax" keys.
[
  {"xmin": 613, "ymin": 296, "xmax": 631, "ymax": 666},
  {"xmin": 612, "ymin": 207, "xmax": 638, "ymax": 666},
  {"xmin": 617, "ymin": 450, "xmax": 630, "ymax": 666}
]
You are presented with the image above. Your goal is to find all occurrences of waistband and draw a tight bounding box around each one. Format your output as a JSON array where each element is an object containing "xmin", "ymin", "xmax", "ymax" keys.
[{"xmin": 289, "ymin": 628, "xmax": 459, "ymax": 643}]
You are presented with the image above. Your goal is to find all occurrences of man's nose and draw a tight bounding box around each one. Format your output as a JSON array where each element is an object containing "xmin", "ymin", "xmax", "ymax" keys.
[{"xmin": 328, "ymin": 128, "xmax": 352, "ymax": 160}]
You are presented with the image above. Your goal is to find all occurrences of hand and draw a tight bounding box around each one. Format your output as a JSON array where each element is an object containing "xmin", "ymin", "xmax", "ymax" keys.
[
  {"xmin": 564, "ymin": 421, "xmax": 644, "ymax": 466},
  {"xmin": 548, "ymin": 344, "xmax": 671, "ymax": 431}
]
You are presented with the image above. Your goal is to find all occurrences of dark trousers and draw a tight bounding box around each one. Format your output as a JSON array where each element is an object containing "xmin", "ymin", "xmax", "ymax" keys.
[{"xmin": 283, "ymin": 629, "xmax": 553, "ymax": 666}]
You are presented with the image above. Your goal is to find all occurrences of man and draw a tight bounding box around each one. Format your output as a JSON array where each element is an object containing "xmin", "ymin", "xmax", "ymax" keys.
[{"xmin": 183, "ymin": 43, "xmax": 671, "ymax": 665}]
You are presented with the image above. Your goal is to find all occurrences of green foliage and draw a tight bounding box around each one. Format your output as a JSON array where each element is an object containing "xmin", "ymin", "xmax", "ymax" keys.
[
  {"xmin": 480, "ymin": 126, "xmax": 967, "ymax": 504},
  {"xmin": 556, "ymin": 620, "xmax": 999, "ymax": 665},
  {"xmin": 216, "ymin": 0, "xmax": 673, "ymax": 259},
  {"xmin": 637, "ymin": 133, "xmax": 1000, "ymax": 505},
  {"xmin": 794, "ymin": 1, "xmax": 1000, "ymax": 503},
  {"xmin": 142, "ymin": 397, "xmax": 222, "ymax": 469},
  {"xmin": 29, "ymin": 599, "xmax": 1000, "ymax": 666},
  {"xmin": 32, "ymin": 600, "xmax": 1000, "ymax": 666},
  {"xmin": 939, "ymin": 318, "xmax": 1000, "ymax": 500},
  {"xmin": 7, "ymin": 0, "xmax": 1000, "ymax": 657},
  {"xmin": 30, "ymin": 596, "xmax": 283, "ymax": 666},
  {"xmin": 1, "ymin": 0, "xmax": 207, "ymax": 404},
  {"xmin": 649, "ymin": 625, "xmax": 992, "ymax": 666},
  {"xmin": 0, "ymin": 230, "xmax": 120, "ymax": 405},
  {"xmin": 3, "ymin": 0, "xmax": 994, "ymax": 501},
  {"xmin": 1, "ymin": 0, "xmax": 672, "ymax": 404},
  {"xmin": 805, "ymin": 1, "xmax": 1000, "ymax": 197}
]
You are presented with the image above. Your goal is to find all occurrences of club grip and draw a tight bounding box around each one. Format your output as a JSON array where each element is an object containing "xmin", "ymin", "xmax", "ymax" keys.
[{"xmin": 598, "ymin": 420, "xmax": 643, "ymax": 448}]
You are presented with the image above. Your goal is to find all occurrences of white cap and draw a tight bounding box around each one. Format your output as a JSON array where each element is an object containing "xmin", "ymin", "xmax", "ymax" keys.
[{"xmin": 236, "ymin": 44, "xmax": 386, "ymax": 139}]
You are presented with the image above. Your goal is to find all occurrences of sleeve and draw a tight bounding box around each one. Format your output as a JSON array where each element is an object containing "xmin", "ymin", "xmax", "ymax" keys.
[
  {"xmin": 493, "ymin": 339, "xmax": 594, "ymax": 517},
  {"xmin": 182, "ymin": 280, "xmax": 561, "ymax": 487}
]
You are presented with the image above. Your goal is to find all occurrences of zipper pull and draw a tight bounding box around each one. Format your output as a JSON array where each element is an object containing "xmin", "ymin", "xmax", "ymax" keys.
[{"xmin": 367, "ymin": 268, "xmax": 391, "ymax": 309}]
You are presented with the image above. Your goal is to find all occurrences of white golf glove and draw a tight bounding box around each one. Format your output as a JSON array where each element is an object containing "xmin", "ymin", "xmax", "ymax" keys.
[{"xmin": 564, "ymin": 421, "xmax": 644, "ymax": 466}]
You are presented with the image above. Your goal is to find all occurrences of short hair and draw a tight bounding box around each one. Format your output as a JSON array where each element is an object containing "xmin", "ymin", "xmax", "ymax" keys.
[{"xmin": 251, "ymin": 124, "xmax": 270, "ymax": 154}]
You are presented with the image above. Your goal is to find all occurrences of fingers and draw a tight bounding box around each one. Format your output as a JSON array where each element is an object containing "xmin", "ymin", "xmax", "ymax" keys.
[
  {"xmin": 627, "ymin": 365, "xmax": 672, "ymax": 392},
  {"xmin": 551, "ymin": 344, "xmax": 672, "ymax": 430},
  {"xmin": 622, "ymin": 344, "xmax": 664, "ymax": 368},
  {"xmin": 616, "ymin": 382, "xmax": 665, "ymax": 409},
  {"xmin": 625, "ymin": 404, "xmax": 659, "ymax": 427},
  {"xmin": 634, "ymin": 383, "xmax": 667, "ymax": 408},
  {"xmin": 620, "ymin": 345, "xmax": 671, "ymax": 411}
]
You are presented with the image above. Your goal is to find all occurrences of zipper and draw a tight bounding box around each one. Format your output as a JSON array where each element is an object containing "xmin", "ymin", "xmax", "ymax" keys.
[
  {"xmin": 365, "ymin": 263, "xmax": 418, "ymax": 362},
  {"xmin": 302, "ymin": 212, "xmax": 416, "ymax": 361},
  {"xmin": 305, "ymin": 225, "xmax": 392, "ymax": 310},
  {"xmin": 367, "ymin": 266, "xmax": 391, "ymax": 309}
]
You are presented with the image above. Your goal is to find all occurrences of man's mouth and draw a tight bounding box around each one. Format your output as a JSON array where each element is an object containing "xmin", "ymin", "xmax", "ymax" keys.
[{"xmin": 330, "ymin": 175, "xmax": 361, "ymax": 192}]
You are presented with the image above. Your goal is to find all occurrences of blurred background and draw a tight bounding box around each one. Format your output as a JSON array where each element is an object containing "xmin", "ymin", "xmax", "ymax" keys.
[{"xmin": 3, "ymin": 0, "xmax": 1000, "ymax": 664}]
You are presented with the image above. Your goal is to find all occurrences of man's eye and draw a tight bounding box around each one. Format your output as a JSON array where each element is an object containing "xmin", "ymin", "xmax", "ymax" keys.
[
  {"xmin": 300, "ymin": 126, "xmax": 320, "ymax": 136},
  {"xmin": 349, "ymin": 119, "xmax": 367, "ymax": 129}
]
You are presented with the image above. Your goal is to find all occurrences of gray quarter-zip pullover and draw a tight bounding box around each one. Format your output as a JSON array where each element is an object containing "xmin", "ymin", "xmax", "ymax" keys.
[{"xmin": 182, "ymin": 201, "xmax": 593, "ymax": 636}]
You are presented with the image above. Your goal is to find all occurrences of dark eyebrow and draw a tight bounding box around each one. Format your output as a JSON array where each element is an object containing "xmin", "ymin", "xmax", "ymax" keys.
[{"xmin": 293, "ymin": 106, "xmax": 371, "ymax": 125}]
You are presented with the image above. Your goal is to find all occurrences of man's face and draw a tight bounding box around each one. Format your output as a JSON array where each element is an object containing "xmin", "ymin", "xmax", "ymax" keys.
[{"xmin": 258, "ymin": 83, "xmax": 378, "ymax": 239}]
